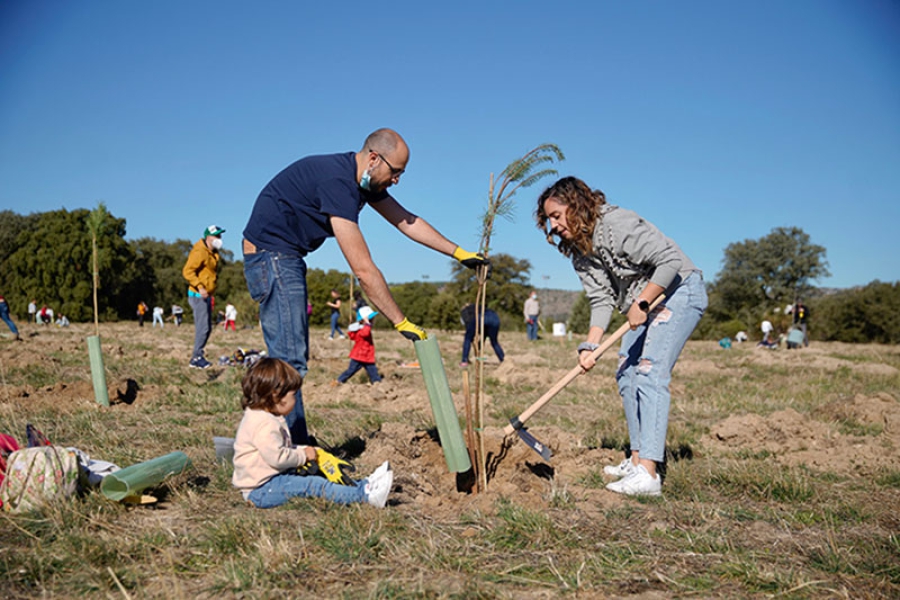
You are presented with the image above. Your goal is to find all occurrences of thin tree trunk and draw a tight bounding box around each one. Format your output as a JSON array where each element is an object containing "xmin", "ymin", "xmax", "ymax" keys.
[
  {"xmin": 92, "ymin": 236, "xmax": 99, "ymax": 337},
  {"xmin": 474, "ymin": 270, "xmax": 489, "ymax": 492}
]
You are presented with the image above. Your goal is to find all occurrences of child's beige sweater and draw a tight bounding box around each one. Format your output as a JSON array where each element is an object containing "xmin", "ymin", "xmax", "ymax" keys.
[{"xmin": 232, "ymin": 408, "xmax": 310, "ymax": 500}]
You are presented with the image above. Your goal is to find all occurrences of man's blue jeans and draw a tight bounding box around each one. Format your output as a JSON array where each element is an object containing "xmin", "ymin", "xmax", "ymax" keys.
[
  {"xmin": 616, "ymin": 273, "xmax": 707, "ymax": 464},
  {"xmin": 247, "ymin": 473, "xmax": 366, "ymax": 508},
  {"xmin": 243, "ymin": 250, "xmax": 310, "ymax": 444},
  {"xmin": 188, "ymin": 295, "xmax": 212, "ymax": 359},
  {"xmin": 526, "ymin": 317, "xmax": 539, "ymax": 341}
]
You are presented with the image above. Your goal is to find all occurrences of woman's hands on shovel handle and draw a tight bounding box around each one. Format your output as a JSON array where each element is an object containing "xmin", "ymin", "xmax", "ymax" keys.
[
  {"xmin": 578, "ymin": 286, "xmax": 666, "ymax": 372},
  {"xmin": 577, "ymin": 337, "xmax": 603, "ymax": 371}
]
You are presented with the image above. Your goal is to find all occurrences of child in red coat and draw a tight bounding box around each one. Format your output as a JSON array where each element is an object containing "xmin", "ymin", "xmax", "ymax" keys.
[{"xmin": 335, "ymin": 311, "xmax": 382, "ymax": 384}]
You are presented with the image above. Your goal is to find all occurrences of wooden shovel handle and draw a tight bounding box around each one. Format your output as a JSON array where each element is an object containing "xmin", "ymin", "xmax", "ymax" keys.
[{"xmin": 503, "ymin": 294, "xmax": 665, "ymax": 435}]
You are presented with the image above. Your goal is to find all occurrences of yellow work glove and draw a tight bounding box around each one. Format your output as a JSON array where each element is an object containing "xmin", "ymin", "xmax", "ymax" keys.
[
  {"xmin": 394, "ymin": 317, "xmax": 427, "ymax": 342},
  {"xmin": 452, "ymin": 247, "xmax": 491, "ymax": 277},
  {"xmin": 316, "ymin": 448, "xmax": 356, "ymax": 485},
  {"xmin": 293, "ymin": 460, "xmax": 320, "ymax": 477}
]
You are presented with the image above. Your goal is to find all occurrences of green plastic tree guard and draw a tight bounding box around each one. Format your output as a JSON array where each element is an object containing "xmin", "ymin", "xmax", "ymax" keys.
[
  {"xmin": 100, "ymin": 451, "xmax": 192, "ymax": 501},
  {"xmin": 86, "ymin": 335, "xmax": 110, "ymax": 407},
  {"xmin": 414, "ymin": 337, "xmax": 471, "ymax": 473}
]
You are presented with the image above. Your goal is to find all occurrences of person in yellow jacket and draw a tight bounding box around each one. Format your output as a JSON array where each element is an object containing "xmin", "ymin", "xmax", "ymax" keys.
[{"xmin": 182, "ymin": 224, "xmax": 225, "ymax": 368}]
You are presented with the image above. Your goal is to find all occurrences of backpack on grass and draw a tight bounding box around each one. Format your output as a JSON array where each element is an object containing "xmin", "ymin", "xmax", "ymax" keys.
[
  {"xmin": 0, "ymin": 445, "xmax": 83, "ymax": 513},
  {"xmin": 0, "ymin": 433, "xmax": 21, "ymax": 490}
]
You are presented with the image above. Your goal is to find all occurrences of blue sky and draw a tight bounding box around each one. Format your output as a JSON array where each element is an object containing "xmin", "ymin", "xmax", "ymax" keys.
[{"xmin": 1, "ymin": 1, "xmax": 898, "ymax": 292}]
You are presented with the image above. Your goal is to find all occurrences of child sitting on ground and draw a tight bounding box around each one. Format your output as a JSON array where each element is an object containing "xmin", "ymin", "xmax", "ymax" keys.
[
  {"xmin": 334, "ymin": 309, "xmax": 382, "ymax": 385},
  {"xmin": 232, "ymin": 357, "xmax": 392, "ymax": 508}
]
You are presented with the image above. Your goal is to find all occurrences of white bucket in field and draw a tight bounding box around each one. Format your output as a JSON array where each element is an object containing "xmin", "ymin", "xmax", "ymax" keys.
[
  {"xmin": 552, "ymin": 322, "xmax": 566, "ymax": 337},
  {"xmin": 213, "ymin": 437, "xmax": 235, "ymax": 464}
]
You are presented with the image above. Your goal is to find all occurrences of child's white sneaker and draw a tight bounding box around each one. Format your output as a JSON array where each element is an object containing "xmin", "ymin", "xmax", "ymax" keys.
[
  {"xmin": 370, "ymin": 460, "xmax": 391, "ymax": 480},
  {"xmin": 603, "ymin": 458, "xmax": 637, "ymax": 479},
  {"xmin": 364, "ymin": 461, "xmax": 393, "ymax": 508},
  {"xmin": 605, "ymin": 464, "xmax": 661, "ymax": 497}
]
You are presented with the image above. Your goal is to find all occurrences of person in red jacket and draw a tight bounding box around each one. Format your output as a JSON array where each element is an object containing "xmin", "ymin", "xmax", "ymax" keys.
[{"xmin": 334, "ymin": 309, "xmax": 382, "ymax": 385}]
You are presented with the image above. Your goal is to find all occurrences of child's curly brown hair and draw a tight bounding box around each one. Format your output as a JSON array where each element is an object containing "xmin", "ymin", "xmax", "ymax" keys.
[
  {"xmin": 240, "ymin": 357, "xmax": 303, "ymax": 411},
  {"xmin": 535, "ymin": 176, "xmax": 607, "ymax": 258}
]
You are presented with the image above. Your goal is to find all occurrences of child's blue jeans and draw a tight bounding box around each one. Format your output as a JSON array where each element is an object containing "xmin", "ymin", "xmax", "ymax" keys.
[
  {"xmin": 248, "ymin": 473, "xmax": 366, "ymax": 508},
  {"xmin": 337, "ymin": 359, "xmax": 382, "ymax": 383}
]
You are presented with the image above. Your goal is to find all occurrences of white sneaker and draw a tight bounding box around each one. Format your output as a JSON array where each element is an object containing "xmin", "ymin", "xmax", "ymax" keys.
[
  {"xmin": 370, "ymin": 460, "xmax": 391, "ymax": 481},
  {"xmin": 605, "ymin": 464, "xmax": 661, "ymax": 496},
  {"xmin": 603, "ymin": 458, "xmax": 637, "ymax": 479},
  {"xmin": 364, "ymin": 461, "xmax": 393, "ymax": 508}
]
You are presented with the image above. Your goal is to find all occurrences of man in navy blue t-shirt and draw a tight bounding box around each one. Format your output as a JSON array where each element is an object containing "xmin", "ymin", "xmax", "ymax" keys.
[{"xmin": 243, "ymin": 128, "xmax": 488, "ymax": 443}]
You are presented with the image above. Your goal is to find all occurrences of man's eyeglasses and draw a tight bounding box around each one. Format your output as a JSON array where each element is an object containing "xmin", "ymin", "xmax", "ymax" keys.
[{"xmin": 370, "ymin": 149, "xmax": 405, "ymax": 178}]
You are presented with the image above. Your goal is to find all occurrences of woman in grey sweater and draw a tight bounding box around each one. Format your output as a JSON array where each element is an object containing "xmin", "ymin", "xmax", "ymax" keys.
[{"xmin": 536, "ymin": 177, "xmax": 707, "ymax": 496}]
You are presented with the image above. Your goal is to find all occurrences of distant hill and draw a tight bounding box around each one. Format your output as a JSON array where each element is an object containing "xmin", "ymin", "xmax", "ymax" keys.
[
  {"xmin": 534, "ymin": 288, "xmax": 582, "ymax": 324},
  {"xmin": 419, "ymin": 281, "xmax": 582, "ymax": 324}
]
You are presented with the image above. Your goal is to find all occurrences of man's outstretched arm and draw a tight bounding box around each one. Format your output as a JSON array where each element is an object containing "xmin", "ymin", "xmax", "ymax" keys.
[
  {"xmin": 369, "ymin": 197, "xmax": 457, "ymax": 254},
  {"xmin": 331, "ymin": 215, "xmax": 405, "ymax": 325},
  {"xmin": 371, "ymin": 197, "xmax": 490, "ymax": 272}
]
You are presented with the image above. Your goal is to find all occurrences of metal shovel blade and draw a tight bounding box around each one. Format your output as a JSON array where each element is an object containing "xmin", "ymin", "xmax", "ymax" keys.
[{"xmin": 515, "ymin": 427, "xmax": 552, "ymax": 461}]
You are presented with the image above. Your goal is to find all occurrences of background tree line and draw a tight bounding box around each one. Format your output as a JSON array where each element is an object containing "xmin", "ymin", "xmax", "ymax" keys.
[
  {"xmin": 0, "ymin": 208, "xmax": 536, "ymax": 333},
  {"xmin": 561, "ymin": 227, "xmax": 898, "ymax": 344},
  {"xmin": 1, "ymin": 208, "xmax": 897, "ymax": 343}
]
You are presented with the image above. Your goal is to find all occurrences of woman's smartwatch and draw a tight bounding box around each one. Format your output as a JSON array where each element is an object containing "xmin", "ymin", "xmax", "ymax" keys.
[{"xmin": 638, "ymin": 299, "xmax": 651, "ymax": 313}]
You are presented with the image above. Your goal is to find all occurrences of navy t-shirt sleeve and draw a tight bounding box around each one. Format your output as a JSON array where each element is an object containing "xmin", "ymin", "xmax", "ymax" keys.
[
  {"xmin": 243, "ymin": 152, "xmax": 389, "ymax": 256},
  {"xmin": 317, "ymin": 177, "xmax": 384, "ymax": 222}
]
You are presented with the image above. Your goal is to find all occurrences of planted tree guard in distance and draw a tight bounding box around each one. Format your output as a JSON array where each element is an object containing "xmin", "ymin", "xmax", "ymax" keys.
[
  {"xmin": 86, "ymin": 335, "xmax": 109, "ymax": 407},
  {"xmin": 100, "ymin": 451, "xmax": 192, "ymax": 502},
  {"xmin": 414, "ymin": 337, "xmax": 472, "ymax": 473}
]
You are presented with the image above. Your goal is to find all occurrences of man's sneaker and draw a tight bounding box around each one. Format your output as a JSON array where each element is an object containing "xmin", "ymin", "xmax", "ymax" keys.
[
  {"xmin": 605, "ymin": 464, "xmax": 661, "ymax": 497},
  {"xmin": 364, "ymin": 461, "xmax": 393, "ymax": 508},
  {"xmin": 603, "ymin": 458, "xmax": 637, "ymax": 479},
  {"xmin": 459, "ymin": 361, "xmax": 469, "ymax": 368},
  {"xmin": 190, "ymin": 356, "xmax": 211, "ymax": 369}
]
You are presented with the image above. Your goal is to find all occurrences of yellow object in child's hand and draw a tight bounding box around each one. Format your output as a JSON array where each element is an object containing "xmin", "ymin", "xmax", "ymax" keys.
[
  {"xmin": 294, "ymin": 460, "xmax": 319, "ymax": 477},
  {"xmin": 316, "ymin": 449, "xmax": 356, "ymax": 485}
]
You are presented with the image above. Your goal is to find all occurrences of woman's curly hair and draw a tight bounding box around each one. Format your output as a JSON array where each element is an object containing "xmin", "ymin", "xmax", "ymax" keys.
[
  {"xmin": 535, "ymin": 176, "xmax": 607, "ymax": 258},
  {"xmin": 241, "ymin": 357, "xmax": 303, "ymax": 411}
]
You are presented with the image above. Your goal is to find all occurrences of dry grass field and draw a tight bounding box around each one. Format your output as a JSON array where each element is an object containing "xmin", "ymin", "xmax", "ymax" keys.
[{"xmin": 1, "ymin": 318, "xmax": 899, "ymax": 598}]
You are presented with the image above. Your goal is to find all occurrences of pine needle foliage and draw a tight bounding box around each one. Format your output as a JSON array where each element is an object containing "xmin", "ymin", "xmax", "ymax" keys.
[{"xmin": 478, "ymin": 144, "xmax": 565, "ymax": 256}]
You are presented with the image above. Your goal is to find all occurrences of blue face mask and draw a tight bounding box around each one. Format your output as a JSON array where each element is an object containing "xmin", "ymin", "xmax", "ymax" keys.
[{"xmin": 359, "ymin": 169, "xmax": 372, "ymax": 191}]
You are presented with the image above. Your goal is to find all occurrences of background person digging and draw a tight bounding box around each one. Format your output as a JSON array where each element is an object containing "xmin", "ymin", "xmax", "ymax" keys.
[{"xmin": 460, "ymin": 303, "xmax": 504, "ymax": 368}]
